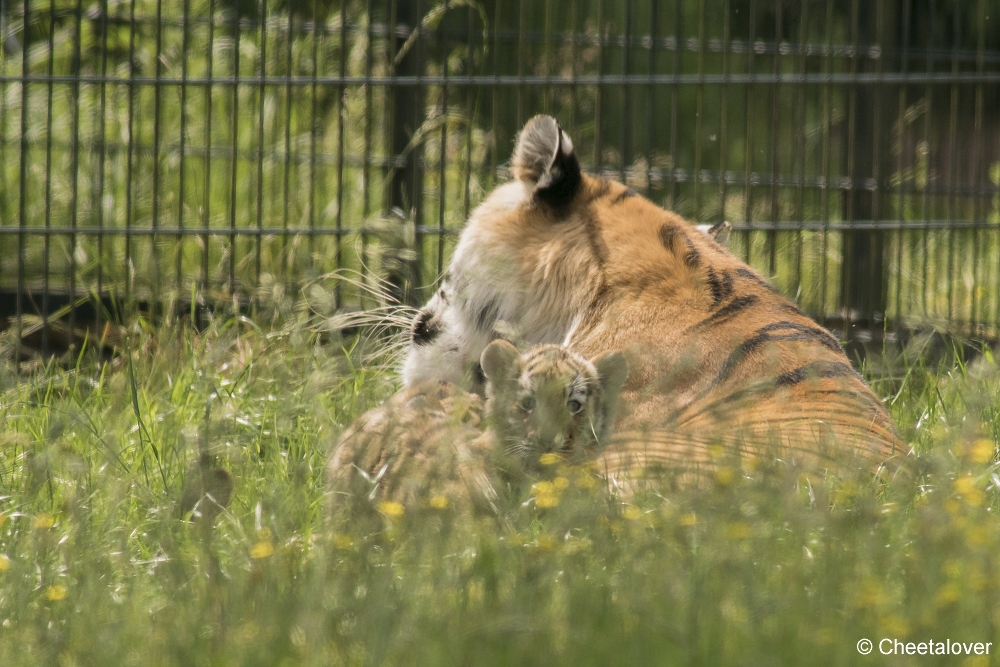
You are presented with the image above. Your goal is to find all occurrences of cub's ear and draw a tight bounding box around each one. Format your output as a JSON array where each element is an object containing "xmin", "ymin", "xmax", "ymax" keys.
[
  {"xmin": 511, "ymin": 115, "xmax": 582, "ymax": 208},
  {"xmin": 592, "ymin": 350, "xmax": 629, "ymax": 397},
  {"xmin": 480, "ymin": 339, "xmax": 521, "ymax": 383}
]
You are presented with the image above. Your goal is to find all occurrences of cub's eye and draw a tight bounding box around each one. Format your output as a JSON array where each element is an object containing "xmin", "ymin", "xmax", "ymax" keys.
[
  {"xmin": 567, "ymin": 398, "xmax": 584, "ymax": 414},
  {"xmin": 519, "ymin": 396, "xmax": 536, "ymax": 412}
]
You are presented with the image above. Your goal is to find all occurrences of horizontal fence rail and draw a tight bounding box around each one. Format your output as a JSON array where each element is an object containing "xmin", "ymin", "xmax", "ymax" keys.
[{"xmin": 1, "ymin": 0, "xmax": 1000, "ymax": 357}]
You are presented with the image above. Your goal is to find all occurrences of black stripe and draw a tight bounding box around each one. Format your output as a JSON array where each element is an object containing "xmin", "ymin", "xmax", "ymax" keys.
[
  {"xmin": 684, "ymin": 237, "xmax": 700, "ymax": 268},
  {"xmin": 611, "ymin": 188, "xmax": 637, "ymax": 205},
  {"xmin": 706, "ymin": 268, "xmax": 734, "ymax": 309},
  {"xmin": 658, "ymin": 224, "xmax": 677, "ymax": 252},
  {"xmin": 476, "ymin": 297, "xmax": 500, "ymax": 331},
  {"xmin": 780, "ymin": 301, "xmax": 806, "ymax": 317},
  {"xmin": 755, "ymin": 320, "xmax": 843, "ymax": 353},
  {"xmin": 736, "ymin": 267, "xmax": 780, "ymax": 293},
  {"xmin": 410, "ymin": 310, "xmax": 442, "ymax": 346},
  {"xmin": 581, "ymin": 207, "xmax": 610, "ymax": 267},
  {"xmin": 688, "ymin": 294, "xmax": 759, "ymax": 331},
  {"xmin": 586, "ymin": 178, "xmax": 612, "ymax": 203},
  {"xmin": 694, "ymin": 360, "xmax": 860, "ymax": 416},
  {"xmin": 709, "ymin": 324, "xmax": 845, "ymax": 389}
]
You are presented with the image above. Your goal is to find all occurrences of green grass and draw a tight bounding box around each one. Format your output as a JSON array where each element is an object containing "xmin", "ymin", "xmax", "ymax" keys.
[{"xmin": 1, "ymin": 307, "xmax": 1000, "ymax": 665}]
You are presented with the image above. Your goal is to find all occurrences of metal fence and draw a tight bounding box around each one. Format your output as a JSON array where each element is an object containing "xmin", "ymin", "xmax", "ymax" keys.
[{"xmin": 2, "ymin": 0, "xmax": 1000, "ymax": 355}]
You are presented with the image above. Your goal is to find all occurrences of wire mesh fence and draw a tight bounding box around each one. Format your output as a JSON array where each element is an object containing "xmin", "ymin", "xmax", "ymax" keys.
[{"xmin": 2, "ymin": 0, "xmax": 1000, "ymax": 356}]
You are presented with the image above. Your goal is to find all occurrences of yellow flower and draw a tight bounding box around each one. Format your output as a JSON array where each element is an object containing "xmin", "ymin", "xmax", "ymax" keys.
[
  {"xmin": 257, "ymin": 527, "xmax": 273, "ymax": 541},
  {"xmin": 378, "ymin": 501, "xmax": 405, "ymax": 518},
  {"xmin": 879, "ymin": 614, "xmax": 909, "ymax": 637},
  {"xmin": 966, "ymin": 525, "xmax": 990, "ymax": 548},
  {"xmin": 970, "ymin": 438, "xmax": 995, "ymax": 464},
  {"xmin": 552, "ymin": 477, "xmax": 570, "ymax": 490},
  {"xmin": 954, "ymin": 475, "xmax": 985, "ymax": 507},
  {"xmin": 429, "ymin": 495, "xmax": 449, "ymax": 509},
  {"xmin": 250, "ymin": 541, "xmax": 275, "ymax": 559},
  {"xmin": 0, "ymin": 555, "xmax": 10, "ymax": 571},
  {"xmin": 679, "ymin": 512, "xmax": 698, "ymax": 527},
  {"xmin": 935, "ymin": 583, "xmax": 961, "ymax": 608},
  {"xmin": 34, "ymin": 514, "xmax": 54, "ymax": 530},
  {"xmin": 574, "ymin": 473, "xmax": 599, "ymax": 490},
  {"xmin": 538, "ymin": 453, "xmax": 562, "ymax": 466},
  {"xmin": 855, "ymin": 578, "xmax": 884, "ymax": 609},
  {"xmin": 333, "ymin": 534, "xmax": 354, "ymax": 550},
  {"xmin": 622, "ymin": 506, "xmax": 642, "ymax": 521},
  {"xmin": 536, "ymin": 493, "xmax": 560, "ymax": 508},
  {"xmin": 532, "ymin": 481, "xmax": 555, "ymax": 496},
  {"xmin": 45, "ymin": 584, "xmax": 67, "ymax": 601},
  {"xmin": 714, "ymin": 466, "xmax": 735, "ymax": 487},
  {"xmin": 725, "ymin": 522, "xmax": 752, "ymax": 540},
  {"xmin": 0, "ymin": 512, "xmax": 7, "ymax": 526},
  {"xmin": 535, "ymin": 534, "xmax": 557, "ymax": 551},
  {"xmin": 563, "ymin": 537, "xmax": 592, "ymax": 554}
]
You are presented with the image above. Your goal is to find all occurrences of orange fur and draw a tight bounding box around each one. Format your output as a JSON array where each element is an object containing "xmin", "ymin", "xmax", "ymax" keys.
[{"xmin": 402, "ymin": 115, "xmax": 905, "ymax": 479}]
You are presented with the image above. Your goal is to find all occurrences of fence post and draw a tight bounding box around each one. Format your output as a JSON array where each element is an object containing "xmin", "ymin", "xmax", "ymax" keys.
[
  {"xmin": 839, "ymin": 2, "xmax": 896, "ymax": 332},
  {"xmin": 387, "ymin": 0, "xmax": 425, "ymax": 306}
]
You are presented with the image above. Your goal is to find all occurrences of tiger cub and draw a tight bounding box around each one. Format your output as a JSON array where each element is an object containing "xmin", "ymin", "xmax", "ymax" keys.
[
  {"xmin": 327, "ymin": 340, "xmax": 628, "ymax": 505},
  {"xmin": 481, "ymin": 340, "xmax": 628, "ymax": 464}
]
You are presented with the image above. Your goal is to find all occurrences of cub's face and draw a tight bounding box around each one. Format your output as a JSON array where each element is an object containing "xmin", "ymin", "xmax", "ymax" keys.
[{"xmin": 480, "ymin": 340, "xmax": 628, "ymax": 462}]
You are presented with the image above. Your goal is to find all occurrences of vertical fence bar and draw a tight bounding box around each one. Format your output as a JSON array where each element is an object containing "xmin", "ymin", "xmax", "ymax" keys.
[
  {"xmin": 96, "ymin": 0, "xmax": 109, "ymax": 329},
  {"xmin": 840, "ymin": 0, "xmax": 891, "ymax": 332},
  {"xmin": 42, "ymin": 0, "xmax": 55, "ymax": 354},
  {"xmin": 360, "ymin": 0, "xmax": 374, "ymax": 280},
  {"xmin": 944, "ymin": 7, "xmax": 960, "ymax": 328},
  {"xmin": 227, "ymin": 7, "xmax": 241, "ymax": 298},
  {"xmin": 461, "ymin": 0, "xmax": 475, "ymax": 222},
  {"xmin": 621, "ymin": 0, "xmax": 633, "ymax": 186},
  {"xmin": 151, "ymin": 0, "xmax": 164, "ymax": 310},
  {"xmin": 124, "ymin": 0, "xmax": 137, "ymax": 301},
  {"xmin": 255, "ymin": 0, "xmax": 268, "ymax": 309},
  {"xmin": 644, "ymin": 0, "xmax": 657, "ymax": 200},
  {"xmin": 919, "ymin": 0, "xmax": 935, "ymax": 318},
  {"xmin": 716, "ymin": 0, "xmax": 728, "ymax": 225},
  {"xmin": 767, "ymin": 0, "xmax": 781, "ymax": 278},
  {"xmin": 334, "ymin": 0, "xmax": 347, "ymax": 305},
  {"xmin": 593, "ymin": 0, "xmax": 604, "ymax": 174},
  {"xmin": 970, "ymin": 0, "xmax": 986, "ymax": 334},
  {"xmin": 16, "ymin": 0, "xmax": 30, "ymax": 364},
  {"xmin": 692, "ymin": 0, "xmax": 703, "ymax": 220},
  {"xmin": 177, "ymin": 0, "xmax": 189, "ymax": 300},
  {"xmin": 201, "ymin": 0, "xmax": 214, "ymax": 297},
  {"xmin": 388, "ymin": 0, "xmax": 425, "ymax": 305},
  {"xmin": 818, "ymin": 0, "xmax": 833, "ymax": 325},
  {"xmin": 741, "ymin": 0, "xmax": 755, "ymax": 263},
  {"xmin": 667, "ymin": 0, "xmax": 681, "ymax": 210},
  {"xmin": 792, "ymin": 1, "xmax": 808, "ymax": 300},
  {"xmin": 436, "ymin": 0, "xmax": 448, "ymax": 277},
  {"xmin": 893, "ymin": 0, "xmax": 912, "ymax": 330},
  {"xmin": 68, "ymin": 0, "xmax": 82, "ymax": 337},
  {"xmin": 282, "ymin": 5, "xmax": 293, "ymax": 288},
  {"xmin": 308, "ymin": 0, "xmax": 319, "ymax": 267}
]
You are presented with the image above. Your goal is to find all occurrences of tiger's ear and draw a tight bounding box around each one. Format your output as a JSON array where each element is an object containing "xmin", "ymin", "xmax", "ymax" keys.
[
  {"xmin": 511, "ymin": 115, "xmax": 582, "ymax": 208},
  {"xmin": 480, "ymin": 339, "xmax": 521, "ymax": 384},
  {"xmin": 592, "ymin": 350, "xmax": 628, "ymax": 398},
  {"xmin": 591, "ymin": 350, "xmax": 628, "ymax": 441}
]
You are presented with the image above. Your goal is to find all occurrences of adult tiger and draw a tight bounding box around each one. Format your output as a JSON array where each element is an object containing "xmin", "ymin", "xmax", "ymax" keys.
[{"xmin": 402, "ymin": 115, "xmax": 903, "ymax": 478}]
